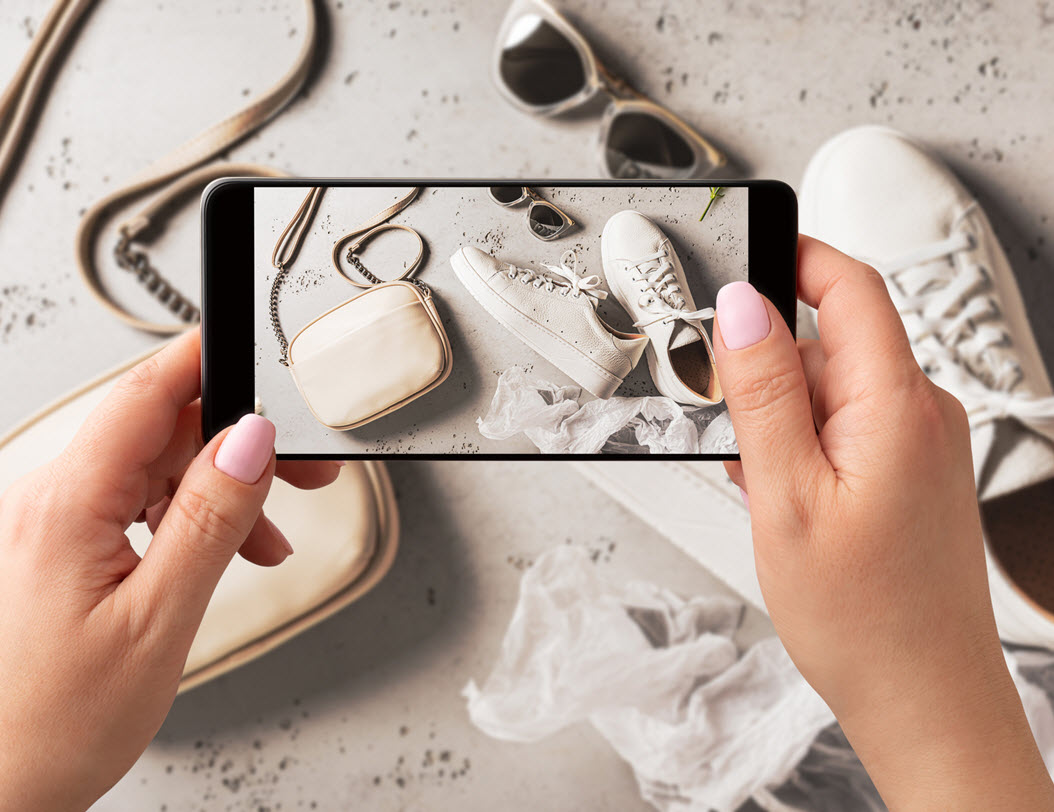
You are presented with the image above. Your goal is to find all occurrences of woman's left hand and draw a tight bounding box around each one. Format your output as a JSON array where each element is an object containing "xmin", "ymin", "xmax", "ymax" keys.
[{"xmin": 0, "ymin": 329, "xmax": 341, "ymax": 812}]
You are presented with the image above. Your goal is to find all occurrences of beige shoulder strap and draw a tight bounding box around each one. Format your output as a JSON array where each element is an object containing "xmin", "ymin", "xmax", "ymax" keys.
[
  {"xmin": 340, "ymin": 223, "xmax": 426, "ymax": 287},
  {"xmin": 268, "ymin": 187, "xmax": 424, "ymax": 365},
  {"xmin": 330, "ymin": 188, "xmax": 422, "ymax": 286},
  {"xmin": 0, "ymin": 0, "xmax": 320, "ymax": 335}
]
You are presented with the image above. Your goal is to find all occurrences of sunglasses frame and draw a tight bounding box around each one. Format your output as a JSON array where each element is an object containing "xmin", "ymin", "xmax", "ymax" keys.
[
  {"xmin": 492, "ymin": 0, "xmax": 727, "ymax": 178},
  {"xmin": 488, "ymin": 185, "xmax": 577, "ymax": 241}
]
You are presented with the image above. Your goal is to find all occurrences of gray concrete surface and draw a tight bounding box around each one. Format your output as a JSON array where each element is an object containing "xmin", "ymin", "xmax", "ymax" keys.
[
  {"xmin": 253, "ymin": 184, "xmax": 744, "ymax": 453},
  {"xmin": 2, "ymin": 0, "xmax": 1054, "ymax": 810}
]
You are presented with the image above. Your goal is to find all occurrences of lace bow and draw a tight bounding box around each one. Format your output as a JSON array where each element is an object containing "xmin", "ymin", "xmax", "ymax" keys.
[{"xmin": 538, "ymin": 250, "xmax": 608, "ymax": 302}]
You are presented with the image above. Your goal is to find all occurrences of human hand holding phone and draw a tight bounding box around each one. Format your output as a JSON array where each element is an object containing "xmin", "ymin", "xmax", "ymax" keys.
[
  {"xmin": 0, "ymin": 329, "xmax": 340, "ymax": 812},
  {"xmin": 714, "ymin": 236, "xmax": 1054, "ymax": 809}
]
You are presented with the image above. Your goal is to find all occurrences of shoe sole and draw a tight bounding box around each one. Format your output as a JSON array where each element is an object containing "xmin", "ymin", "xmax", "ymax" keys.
[{"xmin": 450, "ymin": 248, "xmax": 625, "ymax": 399}]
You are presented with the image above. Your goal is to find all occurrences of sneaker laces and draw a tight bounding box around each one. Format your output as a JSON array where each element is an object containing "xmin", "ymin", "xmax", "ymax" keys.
[
  {"xmin": 628, "ymin": 245, "xmax": 714, "ymax": 328},
  {"xmin": 506, "ymin": 250, "xmax": 608, "ymax": 303},
  {"xmin": 868, "ymin": 204, "xmax": 1054, "ymax": 431}
]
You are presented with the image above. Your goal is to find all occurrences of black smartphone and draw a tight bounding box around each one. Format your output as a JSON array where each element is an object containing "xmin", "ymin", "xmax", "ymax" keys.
[{"xmin": 201, "ymin": 179, "xmax": 796, "ymax": 460}]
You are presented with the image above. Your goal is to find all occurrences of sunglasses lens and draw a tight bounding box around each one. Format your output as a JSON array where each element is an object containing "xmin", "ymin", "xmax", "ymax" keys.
[
  {"xmin": 490, "ymin": 186, "xmax": 523, "ymax": 205},
  {"xmin": 527, "ymin": 204, "xmax": 566, "ymax": 239},
  {"xmin": 604, "ymin": 112, "xmax": 699, "ymax": 178},
  {"xmin": 498, "ymin": 14, "xmax": 586, "ymax": 106}
]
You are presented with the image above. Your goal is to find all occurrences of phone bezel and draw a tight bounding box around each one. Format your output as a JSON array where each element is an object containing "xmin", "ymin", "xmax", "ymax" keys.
[{"xmin": 201, "ymin": 178, "xmax": 797, "ymax": 460}]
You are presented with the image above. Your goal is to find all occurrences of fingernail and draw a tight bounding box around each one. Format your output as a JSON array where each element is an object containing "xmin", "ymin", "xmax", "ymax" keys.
[
  {"xmin": 336, "ymin": 460, "xmax": 348, "ymax": 467},
  {"xmin": 717, "ymin": 281, "xmax": 771, "ymax": 350},
  {"xmin": 739, "ymin": 487, "xmax": 750, "ymax": 510},
  {"xmin": 268, "ymin": 518, "xmax": 295, "ymax": 557},
  {"xmin": 215, "ymin": 414, "xmax": 276, "ymax": 484}
]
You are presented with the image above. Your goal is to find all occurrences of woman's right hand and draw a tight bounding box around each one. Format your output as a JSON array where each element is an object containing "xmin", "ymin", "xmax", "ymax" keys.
[{"xmin": 712, "ymin": 236, "xmax": 1054, "ymax": 810}]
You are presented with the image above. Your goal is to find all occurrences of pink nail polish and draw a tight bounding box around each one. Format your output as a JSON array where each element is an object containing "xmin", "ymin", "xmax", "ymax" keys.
[
  {"xmin": 215, "ymin": 414, "xmax": 275, "ymax": 484},
  {"xmin": 717, "ymin": 281, "xmax": 771, "ymax": 350},
  {"xmin": 739, "ymin": 487, "xmax": 750, "ymax": 510}
]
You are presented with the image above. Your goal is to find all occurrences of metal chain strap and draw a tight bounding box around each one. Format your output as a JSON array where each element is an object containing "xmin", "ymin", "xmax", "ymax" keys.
[
  {"xmin": 113, "ymin": 229, "xmax": 199, "ymax": 323},
  {"xmin": 269, "ymin": 262, "xmax": 292, "ymax": 366},
  {"xmin": 345, "ymin": 249, "xmax": 431, "ymax": 295}
]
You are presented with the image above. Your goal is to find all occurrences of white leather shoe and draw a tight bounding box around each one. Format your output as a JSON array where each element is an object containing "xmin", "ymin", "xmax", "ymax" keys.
[
  {"xmin": 601, "ymin": 211, "xmax": 722, "ymax": 406},
  {"xmin": 451, "ymin": 246, "xmax": 649, "ymax": 399},
  {"xmin": 800, "ymin": 124, "xmax": 1054, "ymax": 647}
]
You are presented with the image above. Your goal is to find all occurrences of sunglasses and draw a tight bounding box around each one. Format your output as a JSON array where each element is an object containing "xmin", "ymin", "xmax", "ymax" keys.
[
  {"xmin": 492, "ymin": 0, "xmax": 727, "ymax": 179},
  {"xmin": 489, "ymin": 185, "xmax": 576, "ymax": 241}
]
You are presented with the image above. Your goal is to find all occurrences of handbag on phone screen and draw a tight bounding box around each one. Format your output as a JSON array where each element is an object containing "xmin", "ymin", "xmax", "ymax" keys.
[{"xmin": 270, "ymin": 187, "xmax": 453, "ymax": 430}]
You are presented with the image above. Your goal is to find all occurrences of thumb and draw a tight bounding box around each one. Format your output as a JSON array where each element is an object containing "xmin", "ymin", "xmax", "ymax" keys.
[
  {"xmin": 129, "ymin": 414, "xmax": 277, "ymax": 644},
  {"xmin": 713, "ymin": 281, "xmax": 828, "ymax": 506}
]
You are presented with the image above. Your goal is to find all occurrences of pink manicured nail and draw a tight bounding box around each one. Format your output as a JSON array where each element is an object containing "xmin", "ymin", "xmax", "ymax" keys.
[
  {"xmin": 739, "ymin": 487, "xmax": 750, "ymax": 510},
  {"xmin": 215, "ymin": 414, "xmax": 275, "ymax": 484},
  {"xmin": 717, "ymin": 281, "xmax": 771, "ymax": 350}
]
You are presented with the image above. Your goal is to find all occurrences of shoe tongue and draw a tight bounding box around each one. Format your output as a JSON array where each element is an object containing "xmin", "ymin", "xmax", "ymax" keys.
[{"xmin": 669, "ymin": 320, "xmax": 702, "ymax": 350}]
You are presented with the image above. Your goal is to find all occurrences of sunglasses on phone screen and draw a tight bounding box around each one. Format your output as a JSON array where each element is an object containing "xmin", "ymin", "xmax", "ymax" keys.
[{"xmin": 488, "ymin": 185, "xmax": 576, "ymax": 241}]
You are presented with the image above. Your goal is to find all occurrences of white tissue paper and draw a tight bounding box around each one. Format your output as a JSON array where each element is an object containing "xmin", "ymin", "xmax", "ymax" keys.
[
  {"xmin": 465, "ymin": 547, "xmax": 1054, "ymax": 812},
  {"xmin": 463, "ymin": 547, "xmax": 835, "ymax": 811},
  {"xmin": 477, "ymin": 368, "xmax": 737, "ymax": 454}
]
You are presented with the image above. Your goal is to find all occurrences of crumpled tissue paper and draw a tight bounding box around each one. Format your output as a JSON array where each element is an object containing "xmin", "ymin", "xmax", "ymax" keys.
[
  {"xmin": 477, "ymin": 368, "xmax": 737, "ymax": 454},
  {"xmin": 463, "ymin": 546, "xmax": 835, "ymax": 811},
  {"xmin": 464, "ymin": 546, "xmax": 1054, "ymax": 812}
]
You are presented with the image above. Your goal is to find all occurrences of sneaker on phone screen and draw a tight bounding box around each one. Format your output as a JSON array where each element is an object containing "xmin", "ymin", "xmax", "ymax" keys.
[{"xmin": 601, "ymin": 210, "xmax": 723, "ymax": 407}]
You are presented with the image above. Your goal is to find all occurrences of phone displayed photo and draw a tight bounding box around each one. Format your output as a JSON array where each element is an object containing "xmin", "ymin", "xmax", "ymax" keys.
[{"xmin": 201, "ymin": 180, "xmax": 797, "ymax": 459}]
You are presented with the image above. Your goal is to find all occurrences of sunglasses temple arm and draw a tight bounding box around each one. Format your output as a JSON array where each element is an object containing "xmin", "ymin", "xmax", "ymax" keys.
[
  {"xmin": 537, "ymin": 196, "xmax": 576, "ymax": 227},
  {"xmin": 597, "ymin": 62, "xmax": 728, "ymax": 169},
  {"xmin": 596, "ymin": 60, "xmax": 648, "ymax": 103}
]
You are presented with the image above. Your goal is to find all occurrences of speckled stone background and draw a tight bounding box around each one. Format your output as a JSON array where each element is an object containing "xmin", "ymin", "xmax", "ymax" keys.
[
  {"xmin": 2, "ymin": 0, "xmax": 1054, "ymax": 810},
  {"xmin": 253, "ymin": 184, "xmax": 745, "ymax": 453}
]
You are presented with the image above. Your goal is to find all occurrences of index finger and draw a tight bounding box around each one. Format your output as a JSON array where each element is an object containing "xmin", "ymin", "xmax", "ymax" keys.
[
  {"xmin": 796, "ymin": 235, "xmax": 915, "ymax": 374},
  {"xmin": 63, "ymin": 329, "xmax": 202, "ymax": 524}
]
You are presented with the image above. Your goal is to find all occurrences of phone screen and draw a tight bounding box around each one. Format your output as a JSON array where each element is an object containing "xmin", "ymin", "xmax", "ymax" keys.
[{"xmin": 203, "ymin": 180, "xmax": 796, "ymax": 459}]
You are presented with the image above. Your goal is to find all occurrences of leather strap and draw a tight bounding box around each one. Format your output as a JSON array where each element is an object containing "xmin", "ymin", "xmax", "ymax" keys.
[
  {"xmin": 0, "ymin": 0, "xmax": 320, "ymax": 334},
  {"xmin": 0, "ymin": 0, "xmax": 97, "ymax": 193},
  {"xmin": 272, "ymin": 186, "xmax": 325, "ymax": 271},
  {"xmin": 329, "ymin": 187, "xmax": 422, "ymax": 284},
  {"xmin": 269, "ymin": 187, "xmax": 425, "ymax": 364},
  {"xmin": 336, "ymin": 223, "xmax": 425, "ymax": 288}
]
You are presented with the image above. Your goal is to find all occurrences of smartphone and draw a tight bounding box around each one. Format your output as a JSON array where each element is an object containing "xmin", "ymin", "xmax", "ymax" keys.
[{"xmin": 202, "ymin": 180, "xmax": 796, "ymax": 459}]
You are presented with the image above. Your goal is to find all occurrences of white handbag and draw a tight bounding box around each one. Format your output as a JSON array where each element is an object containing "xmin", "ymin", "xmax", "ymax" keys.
[
  {"xmin": 2, "ymin": 0, "xmax": 403, "ymax": 693},
  {"xmin": 0, "ymin": 345, "xmax": 400, "ymax": 693},
  {"xmin": 270, "ymin": 188, "xmax": 453, "ymax": 430}
]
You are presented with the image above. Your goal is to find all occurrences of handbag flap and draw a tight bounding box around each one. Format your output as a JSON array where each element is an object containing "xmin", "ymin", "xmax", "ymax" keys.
[{"xmin": 288, "ymin": 283, "xmax": 448, "ymax": 428}]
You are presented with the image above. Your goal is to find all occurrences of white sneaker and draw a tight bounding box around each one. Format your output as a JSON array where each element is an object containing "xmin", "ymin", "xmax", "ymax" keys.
[
  {"xmin": 800, "ymin": 124, "xmax": 1054, "ymax": 647},
  {"xmin": 451, "ymin": 246, "xmax": 649, "ymax": 399},
  {"xmin": 600, "ymin": 211, "xmax": 723, "ymax": 406}
]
